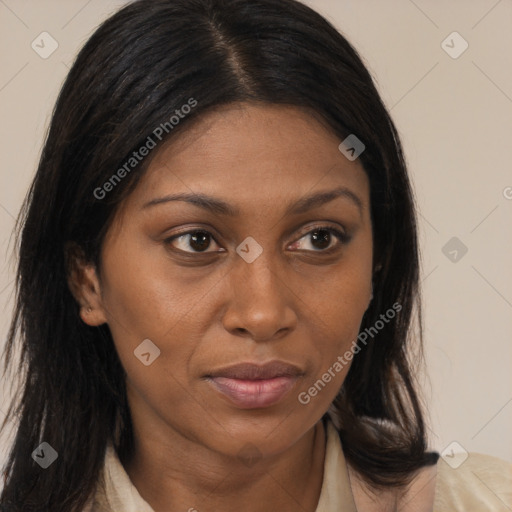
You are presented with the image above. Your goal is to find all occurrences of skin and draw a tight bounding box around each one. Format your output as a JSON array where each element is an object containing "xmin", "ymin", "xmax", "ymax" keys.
[{"xmin": 70, "ymin": 102, "xmax": 375, "ymax": 511}]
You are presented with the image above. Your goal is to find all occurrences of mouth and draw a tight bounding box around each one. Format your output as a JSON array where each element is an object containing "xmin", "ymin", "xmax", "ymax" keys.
[{"xmin": 204, "ymin": 361, "xmax": 304, "ymax": 409}]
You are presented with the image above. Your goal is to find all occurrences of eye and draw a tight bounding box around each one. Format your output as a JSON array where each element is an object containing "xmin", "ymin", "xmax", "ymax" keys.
[
  {"xmin": 289, "ymin": 225, "xmax": 350, "ymax": 253},
  {"xmin": 164, "ymin": 230, "xmax": 223, "ymax": 254}
]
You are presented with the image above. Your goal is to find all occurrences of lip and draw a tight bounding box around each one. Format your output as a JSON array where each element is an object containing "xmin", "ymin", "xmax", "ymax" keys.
[{"xmin": 204, "ymin": 361, "xmax": 304, "ymax": 409}]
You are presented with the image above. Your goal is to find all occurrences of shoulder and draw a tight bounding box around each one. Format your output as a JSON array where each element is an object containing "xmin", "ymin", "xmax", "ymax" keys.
[
  {"xmin": 434, "ymin": 452, "xmax": 512, "ymax": 511},
  {"xmin": 347, "ymin": 453, "xmax": 512, "ymax": 512}
]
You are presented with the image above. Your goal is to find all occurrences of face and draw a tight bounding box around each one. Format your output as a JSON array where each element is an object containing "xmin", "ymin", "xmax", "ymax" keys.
[{"xmin": 77, "ymin": 102, "xmax": 373, "ymax": 461}]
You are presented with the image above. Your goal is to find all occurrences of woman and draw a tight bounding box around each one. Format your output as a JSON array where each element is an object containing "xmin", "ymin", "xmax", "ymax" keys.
[{"xmin": 1, "ymin": 0, "xmax": 510, "ymax": 510}]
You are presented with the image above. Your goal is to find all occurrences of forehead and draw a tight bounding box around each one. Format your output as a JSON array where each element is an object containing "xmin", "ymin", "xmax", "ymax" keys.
[{"xmin": 123, "ymin": 102, "xmax": 370, "ymax": 215}]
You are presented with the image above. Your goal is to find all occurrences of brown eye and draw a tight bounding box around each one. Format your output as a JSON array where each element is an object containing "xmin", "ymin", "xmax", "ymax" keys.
[
  {"xmin": 289, "ymin": 226, "xmax": 350, "ymax": 253},
  {"xmin": 165, "ymin": 230, "xmax": 222, "ymax": 253}
]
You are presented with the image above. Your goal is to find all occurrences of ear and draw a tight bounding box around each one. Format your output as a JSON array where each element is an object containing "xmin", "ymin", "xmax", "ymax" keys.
[{"xmin": 65, "ymin": 242, "xmax": 108, "ymax": 326}]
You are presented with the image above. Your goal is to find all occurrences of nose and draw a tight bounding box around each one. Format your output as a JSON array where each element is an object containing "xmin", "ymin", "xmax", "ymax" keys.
[{"xmin": 221, "ymin": 251, "xmax": 297, "ymax": 342}]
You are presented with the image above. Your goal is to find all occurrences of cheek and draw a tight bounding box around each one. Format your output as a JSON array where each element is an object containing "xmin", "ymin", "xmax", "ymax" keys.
[
  {"xmin": 99, "ymin": 232, "xmax": 200, "ymax": 341},
  {"xmin": 98, "ymin": 241, "xmax": 206, "ymax": 408},
  {"xmin": 298, "ymin": 245, "xmax": 372, "ymax": 406},
  {"xmin": 309, "ymin": 283, "xmax": 368, "ymax": 380},
  {"xmin": 313, "ymin": 251, "xmax": 372, "ymax": 345}
]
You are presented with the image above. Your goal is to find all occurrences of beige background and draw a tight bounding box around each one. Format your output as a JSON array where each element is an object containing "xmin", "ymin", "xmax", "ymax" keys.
[{"xmin": 1, "ymin": 0, "xmax": 511, "ymax": 476}]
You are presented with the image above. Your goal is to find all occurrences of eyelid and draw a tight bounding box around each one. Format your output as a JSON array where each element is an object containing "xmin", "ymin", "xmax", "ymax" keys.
[{"xmin": 295, "ymin": 223, "xmax": 348, "ymax": 242}]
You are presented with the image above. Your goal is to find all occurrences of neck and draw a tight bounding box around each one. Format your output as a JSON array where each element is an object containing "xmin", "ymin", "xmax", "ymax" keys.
[{"xmin": 123, "ymin": 419, "xmax": 327, "ymax": 512}]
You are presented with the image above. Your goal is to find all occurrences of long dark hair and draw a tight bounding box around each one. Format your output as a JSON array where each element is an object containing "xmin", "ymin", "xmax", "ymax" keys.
[{"xmin": 0, "ymin": 0, "xmax": 438, "ymax": 509}]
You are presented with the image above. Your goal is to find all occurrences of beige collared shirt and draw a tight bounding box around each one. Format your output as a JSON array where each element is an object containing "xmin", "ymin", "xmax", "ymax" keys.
[{"xmin": 86, "ymin": 420, "xmax": 512, "ymax": 511}]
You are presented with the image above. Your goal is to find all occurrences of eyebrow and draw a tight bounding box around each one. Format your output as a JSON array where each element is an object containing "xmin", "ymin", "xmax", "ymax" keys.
[{"xmin": 142, "ymin": 186, "xmax": 364, "ymax": 218}]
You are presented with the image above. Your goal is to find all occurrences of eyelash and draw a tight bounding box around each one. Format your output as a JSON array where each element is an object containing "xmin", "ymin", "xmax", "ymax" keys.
[{"xmin": 163, "ymin": 225, "xmax": 350, "ymax": 255}]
